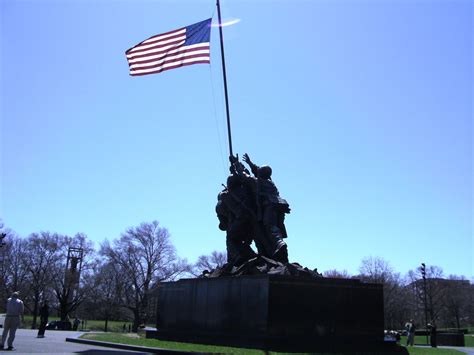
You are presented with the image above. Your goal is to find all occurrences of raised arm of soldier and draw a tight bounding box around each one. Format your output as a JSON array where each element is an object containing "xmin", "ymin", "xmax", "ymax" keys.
[
  {"xmin": 229, "ymin": 154, "xmax": 247, "ymax": 175},
  {"xmin": 243, "ymin": 153, "xmax": 259, "ymax": 177}
]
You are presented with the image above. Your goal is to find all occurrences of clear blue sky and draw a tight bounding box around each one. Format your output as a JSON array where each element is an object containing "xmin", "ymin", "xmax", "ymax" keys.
[{"xmin": 1, "ymin": 0, "xmax": 472, "ymax": 278}]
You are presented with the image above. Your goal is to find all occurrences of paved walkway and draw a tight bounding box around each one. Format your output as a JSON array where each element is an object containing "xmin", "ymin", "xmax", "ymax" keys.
[
  {"xmin": 4, "ymin": 329, "xmax": 474, "ymax": 354},
  {"xmin": 0, "ymin": 329, "xmax": 150, "ymax": 354}
]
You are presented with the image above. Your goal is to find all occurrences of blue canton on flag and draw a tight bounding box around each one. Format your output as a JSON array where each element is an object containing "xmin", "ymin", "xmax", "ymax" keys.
[{"xmin": 126, "ymin": 18, "xmax": 212, "ymax": 76}]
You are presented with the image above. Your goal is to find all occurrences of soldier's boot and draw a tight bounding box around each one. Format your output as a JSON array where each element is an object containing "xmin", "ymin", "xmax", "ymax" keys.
[
  {"xmin": 265, "ymin": 225, "xmax": 288, "ymax": 263},
  {"xmin": 272, "ymin": 240, "xmax": 288, "ymax": 263}
]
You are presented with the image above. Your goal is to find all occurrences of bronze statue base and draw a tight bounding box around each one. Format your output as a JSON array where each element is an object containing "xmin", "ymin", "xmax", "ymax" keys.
[{"xmin": 152, "ymin": 275, "xmax": 385, "ymax": 351}]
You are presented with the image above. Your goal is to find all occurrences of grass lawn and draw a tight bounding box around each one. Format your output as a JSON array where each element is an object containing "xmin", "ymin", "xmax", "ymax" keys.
[
  {"xmin": 81, "ymin": 333, "xmax": 262, "ymax": 354},
  {"xmin": 81, "ymin": 333, "xmax": 466, "ymax": 354},
  {"xmin": 21, "ymin": 315, "xmax": 134, "ymax": 332},
  {"xmin": 80, "ymin": 319, "xmax": 135, "ymax": 332},
  {"xmin": 401, "ymin": 334, "xmax": 474, "ymax": 348},
  {"xmin": 400, "ymin": 336, "xmax": 431, "ymax": 346},
  {"xmin": 405, "ymin": 349, "xmax": 464, "ymax": 355},
  {"xmin": 22, "ymin": 315, "xmax": 60, "ymax": 329},
  {"xmin": 465, "ymin": 334, "xmax": 474, "ymax": 347}
]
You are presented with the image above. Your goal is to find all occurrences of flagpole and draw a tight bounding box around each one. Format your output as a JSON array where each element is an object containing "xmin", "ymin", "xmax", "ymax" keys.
[{"xmin": 216, "ymin": 0, "xmax": 234, "ymax": 158}]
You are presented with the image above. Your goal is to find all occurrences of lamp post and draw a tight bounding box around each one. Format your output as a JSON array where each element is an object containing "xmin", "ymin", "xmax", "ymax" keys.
[
  {"xmin": 421, "ymin": 263, "xmax": 429, "ymax": 345},
  {"xmin": 0, "ymin": 233, "xmax": 6, "ymax": 305}
]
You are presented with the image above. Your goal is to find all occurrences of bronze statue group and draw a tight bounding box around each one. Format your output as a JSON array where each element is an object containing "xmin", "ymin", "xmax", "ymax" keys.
[{"xmin": 216, "ymin": 153, "xmax": 291, "ymax": 268}]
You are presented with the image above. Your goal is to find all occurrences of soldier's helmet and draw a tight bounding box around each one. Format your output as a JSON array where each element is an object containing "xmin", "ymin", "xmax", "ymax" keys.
[
  {"xmin": 258, "ymin": 165, "xmax": 272, "ymax": 179},
  {"xmin": 227, "ymin": 175, "xmax": 241, "ymax": 189}
]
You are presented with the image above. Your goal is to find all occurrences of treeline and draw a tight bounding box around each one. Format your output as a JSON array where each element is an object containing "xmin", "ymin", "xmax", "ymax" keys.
[
  {"xmin": 0, "ymin": 219, "xmax": 472, "ymax": 331},
  {"xmin": 325, "ymin": 256, "xmax": 473, "ymax": 330},
  {"xmin": 0, "ymin": 220, "xmax": 197, "ymax": 331}
]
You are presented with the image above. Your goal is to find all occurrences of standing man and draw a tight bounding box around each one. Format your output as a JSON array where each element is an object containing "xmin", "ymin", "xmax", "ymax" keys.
[
  {"xmin": 405, "ymin": 319, "xmax": 416, "ymax": 346},
  {"xmin": 37, "ymin": 300, "xmax": 49, "ymax": 338},
  {"xmin": 1, "ymin": 291, "xmax": 24, "ymax": 351},
  {"xmin": 428, "ymin": 320, "xmax": 437, "ymax": 348},
  {"xmin": 73, "ymin": 317, "xmax": 80, "ymax": 331}
]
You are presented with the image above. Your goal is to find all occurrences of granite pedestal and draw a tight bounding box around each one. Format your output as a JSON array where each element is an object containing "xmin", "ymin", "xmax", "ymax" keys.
[{"xmin": 154, "ymin": 275, "xmax": 384, "ymax": 351}]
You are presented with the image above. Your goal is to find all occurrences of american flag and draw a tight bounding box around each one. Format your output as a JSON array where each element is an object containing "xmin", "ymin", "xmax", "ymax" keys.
[{"xmin": 126, "ymin": 18, "xmax": 212, "ymax": 76}]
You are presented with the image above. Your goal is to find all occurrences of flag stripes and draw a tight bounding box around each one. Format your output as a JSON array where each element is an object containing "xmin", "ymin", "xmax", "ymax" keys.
[{"xmin": 126, "ymin": 19, "xmax": 211, "ymax": 76}]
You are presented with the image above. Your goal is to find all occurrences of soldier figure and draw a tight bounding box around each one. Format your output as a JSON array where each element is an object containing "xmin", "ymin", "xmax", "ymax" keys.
[
  {"xmin": 226, "ymin": 153, "xmax": 290, "ymax": 263},
  {"xmin": 216, "ymin": 175, "xmax": 256, "ymax": 265}
]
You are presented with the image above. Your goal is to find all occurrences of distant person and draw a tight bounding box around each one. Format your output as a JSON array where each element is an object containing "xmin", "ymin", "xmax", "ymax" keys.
[
  {"xmin": 428, "ymin": 320, "xmax": 437, "ymax": 348},
  {"xmin": 37, "ymin": 301, "xmax": 49, "ymax": 338},
  {"xmin": 1, "ymin": 291, "xmax": 24, "ymax": 351},
  {"xmin": 73, "ymin": 317, "xmax": 80, "ymax": 331},
  {"xmin": 405, "ymin": 319, "xmax": 416, "ymax": 346}
]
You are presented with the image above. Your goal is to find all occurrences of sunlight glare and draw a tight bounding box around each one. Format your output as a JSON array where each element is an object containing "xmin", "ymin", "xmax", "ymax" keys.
[{"xmin": 211, "ymin": 18, "xmax": 241, "ymax": 27}]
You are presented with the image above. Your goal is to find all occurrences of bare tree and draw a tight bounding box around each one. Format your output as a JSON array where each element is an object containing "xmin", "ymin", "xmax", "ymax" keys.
[
  {"xmin": 323, "ymin": 269, "xmax": 352, "ymax": 278},
  {"xmin": 23, "ymin": 232, "xmax": 64, "ymax": 328},
  {"xmin": 101, "ymin": 221, "xmax": 190, "ymax": 331},
  {"xmin": 467, "ymin": 280, "xmax": 474, "ymax": 327},
  {"xmin": 51, "ymin": 233, "xmax": 95, "ymax": 321},
  {"xmin": 358, "ymin": 256, "xmax": 394, "ymax": 284},
  {"xmin": 83, "ymin": 261, "xmax": 123, "ymax": 331},
  {"xmin": 442, "ymin": 275, "xmax": 471, "ymax": 328},
  {"xmin": 0, "ymin": 232, "xmax": 30, "ymax": 312},
  {"xmin": 358, "ymin": 256, "xmax": 409, "ymax": 329},
  {"xmin": 424, "ymin": 266, "xmax": 446, "ymax": 322},
  {"xmin": 0, "ymin": 218, "xmax": 6, "ymax": 248},
  {"xmin": 193, "ymin": 250, "xmax": 226, "ymax": 276},
  {"xmin": 407, "ymin": 265, "xmax": 448, "ymax": 326}
]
